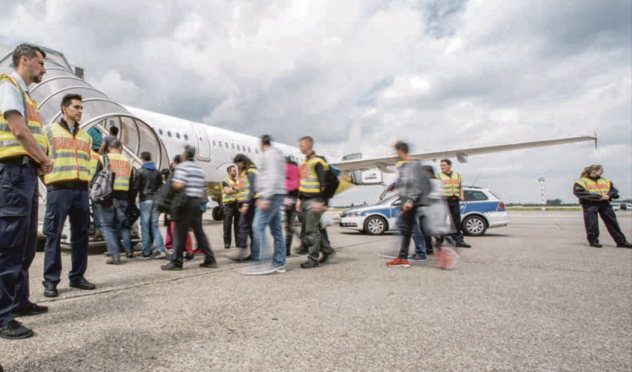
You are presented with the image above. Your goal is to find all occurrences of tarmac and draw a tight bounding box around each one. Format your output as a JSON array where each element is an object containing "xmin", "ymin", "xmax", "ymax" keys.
[{"xmin": 1, "ymin": 211, "xmax": 631, "ymax": 372}]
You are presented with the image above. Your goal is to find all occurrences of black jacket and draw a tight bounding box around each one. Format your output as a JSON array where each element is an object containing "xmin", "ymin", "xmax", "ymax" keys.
[{"xmin": 138, "ymin": 166, "xmax": 164, "ymax": 202}]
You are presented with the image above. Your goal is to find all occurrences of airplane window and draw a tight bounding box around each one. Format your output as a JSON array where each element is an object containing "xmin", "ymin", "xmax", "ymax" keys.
[
  {"xmin": 176, "ymin": 133, "xmax": 181, "ymax": 139},
  {"xmin": 184, "ymin": 134, "xmax": 189, "ymax": 141},
  {"xmin": 225, "ymin": 142, "xmax": 229, "ymax": 148},
  {"xmin": 158, "ymin": 129, "xmax": 163, "ymax": 135},
  {"xmin": 219, "ymin": 142, "xmax": 222, "ymax": 147},
  {"xmin": 237, "ymin": 145, "xmax": 241, "ymax": 151},
  {"xmin": 167, "ymin": 131, "xmax": 172, "ymax": 137},
  {"xmin": 247, "ymin": 147, "xmax": 251, "ymax": 153},
  {"xmin": 231, "ymin": 143, "xmax": 235, "ymax": 150},
  {"xmin": 255, "ymin": 149, "xmax": 259, "ymax": 154},
  {"xmin": 213, "ymin": 140, "xmax": 216, "ymax": 146}
]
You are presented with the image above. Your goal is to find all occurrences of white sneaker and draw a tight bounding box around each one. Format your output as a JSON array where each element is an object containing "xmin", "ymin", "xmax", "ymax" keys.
[
  {"xmin": 275, "ymin": 265, "xmax": 286, "ymax": 273},
  {"xmin": 154, "ymin": 251, "xmax": 167, "ymax": 259}
]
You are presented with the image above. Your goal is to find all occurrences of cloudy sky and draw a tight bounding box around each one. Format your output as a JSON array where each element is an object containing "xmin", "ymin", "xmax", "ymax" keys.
[{"xmin": 2, "ymin": 0, "xmax": 630, "ymax": 204}]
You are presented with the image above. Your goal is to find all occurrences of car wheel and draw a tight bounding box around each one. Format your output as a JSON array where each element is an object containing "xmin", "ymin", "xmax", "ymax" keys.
[
  {"xmin": 364, "ymin": 216, "xmax": 386, "ymax": 235},
  {"xmin": 462, "ymin": 215, "xmax": 487, "ymax": 236}
]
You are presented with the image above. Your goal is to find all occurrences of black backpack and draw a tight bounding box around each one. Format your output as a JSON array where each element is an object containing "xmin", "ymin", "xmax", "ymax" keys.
[
  {"xmin": 155, "ymin": 177, "xmax": 187, "ymax": 216},
  {"xmin": 319, "ymin": 157, "xmax": 341, "ymax": 201}
]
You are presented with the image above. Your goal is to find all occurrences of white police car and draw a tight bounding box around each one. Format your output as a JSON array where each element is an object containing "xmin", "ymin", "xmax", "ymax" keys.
[{"xmin": 339, "ymin": 187, "xmax": 508, "ymax": 236}]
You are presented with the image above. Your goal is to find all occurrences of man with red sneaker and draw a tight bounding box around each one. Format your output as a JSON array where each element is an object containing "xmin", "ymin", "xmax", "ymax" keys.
[{"xmin": 386, "ymin": 141, "xmax": 430, "ymax": 268}]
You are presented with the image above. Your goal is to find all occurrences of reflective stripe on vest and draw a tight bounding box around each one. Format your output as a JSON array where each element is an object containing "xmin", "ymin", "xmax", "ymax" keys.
[
  {"xmin": 436, "ymin": 171, "xmax": 461, "ymax": 197},
  {"xmin": 237, "ymin": 165, "xmax": 259, "ymax": 202},
  {"xmin": 43, "ymin": 122, "xmax": 93, "ymax": 185},
  {"xmin": 222, "ymin": 177, "xmax": 238, "ymax": 203},
  {"xmin": 0, "ymin": 75, "xmax": 49, "ymax": 162},
  {"xmin": 575, "ymin": 177, "xmax": 611, "ymax": 196},
  {"xmin": 100, "ymin": 153, "xmax": 132, "ymax": 191},
  {"xmin": 299, "ymin": 154, "xmax": 329, "ymax": 194},
  {"xmin": 89, "ymin": 151, "xmax": 100, "ymax": 176}
]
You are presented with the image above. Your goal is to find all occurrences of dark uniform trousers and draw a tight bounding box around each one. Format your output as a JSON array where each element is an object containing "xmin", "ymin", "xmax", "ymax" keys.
[
  {"xmin": 0, "ymin": 162, "xmax": 39, "ymax": 326},
  {"xmin": 302, "ymin": 198, "xmax": 335, "ymax": 263},
  {"xmin": 582, "ymin": 201, "xmax": 627, "ymax": 245},
  {"xmin": 437, "ymin": 198, "xmax": 465, "ymax": 244},
  {"xmin": 236, "ymin": 202, "xmax": 256, "ymax": 249},
  {"xmin": 42, "ymin": 189, "xmax": 90, "ymax": 286},
  {"xmin": 223, "ymin": 202, "xmax": 239, "ymax": 247},
  {"xmin": 172, "ymin": 197, "xmax": 215, "ymax": 265},
  {"xmin": 284, "ymin": 201, "xmax": 297, "ymax": 254}
]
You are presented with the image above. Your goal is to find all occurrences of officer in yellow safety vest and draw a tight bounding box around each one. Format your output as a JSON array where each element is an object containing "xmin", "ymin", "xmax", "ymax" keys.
[
  {"xmin": 573, "ymin": 164, "xmax": 631, "ymax": 248},
  {"xmin": 229, "ymin": 155, "xmax": 259, "ymax": 262},
  {"xmin": 41, "ymin": 94, "xmax": 97, "ymax": 299},
  {"xmin": 296, "ymin": 135, "xmax": 335, "ymax": 269},
  {"xmin": 0, "ymin": 44, "xmax": 53, "ymax": 340},
  {"xmin": 221, "ymin": 165, "xmax": 240, "ymax": 249},
  {"xmin": 92, "ymin": 140, "xmax": 137, "ymax": 264},
  {"xmin": 435, "ymin": 159, "xmax": 471, "ymax": 248}
]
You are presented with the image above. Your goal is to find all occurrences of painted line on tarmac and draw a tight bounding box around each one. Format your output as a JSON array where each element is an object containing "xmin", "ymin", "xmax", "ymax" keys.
[{"xmin": 37, "ymin": 236, "xmax": 396, "ymax": 304}]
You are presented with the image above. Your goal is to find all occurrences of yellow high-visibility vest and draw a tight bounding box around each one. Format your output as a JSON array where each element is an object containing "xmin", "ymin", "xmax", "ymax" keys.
[
  {"xmin": 436, "ymin": 171, "xmax": 461, "ymax": 197},
  {"xmin": 299, "ymin": 154, "xmax": 329, "ymax": 194},
  {"xmin": 0, "ymin": 74, "xmax": 49, "ymax": 162},
  {"xmin": 89, "ymin": 151, "xmax": 100, "ymax": 176},
  {"xmin": 222, "ymin": 177, "xmax": 238, "ymax": 204},
  {"xmin": 100, "ymin": 153, "xmax": 132, "ymax": 191},
  {"xmin": 43, "ymin": 122, "xmax": 93, "ymax": 185},
  {"xmin": 237, "ymin": 165, "xmax": 259, "ymax": 202},
  {"xmin": 575, "ymin": 177, "xmax": 611, "ymax": 196}
]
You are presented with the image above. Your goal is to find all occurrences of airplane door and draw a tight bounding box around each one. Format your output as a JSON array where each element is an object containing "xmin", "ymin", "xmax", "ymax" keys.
[{"xmin": 195, "ymin": 126, "xmax": 211, "ymax": 162}]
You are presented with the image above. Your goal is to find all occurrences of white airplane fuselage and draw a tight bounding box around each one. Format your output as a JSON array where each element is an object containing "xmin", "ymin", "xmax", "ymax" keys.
[{"xmin": 125, "ymin": 106, "xmax": 307, "ymax": 198}]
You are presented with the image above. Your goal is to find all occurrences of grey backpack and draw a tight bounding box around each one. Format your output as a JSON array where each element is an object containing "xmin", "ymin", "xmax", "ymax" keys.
[{"xmin": 90, "ymin": 155, "xmax": 114, "ymax": 205}]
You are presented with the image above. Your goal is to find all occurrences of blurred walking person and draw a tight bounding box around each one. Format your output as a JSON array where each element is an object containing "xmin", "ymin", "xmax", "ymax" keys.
[
  {"xmin": 385, "ymin": 141, "xmax": 430, "ymax": 268},
  {"xmin": 284, "ymin": 156, "xmax": 300, "ymax": 256},
  {"xmin": 243, "ymin": 135, "xmax": 287, "ymax": 274},
  {"xmin": 297, "ymin": 136, "xmax": 336, "ymax": 269}
]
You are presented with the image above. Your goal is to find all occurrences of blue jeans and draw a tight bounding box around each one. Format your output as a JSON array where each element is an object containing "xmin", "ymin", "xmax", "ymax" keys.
[
  {"xmin": 412, "ymin": 214, "xmax": 427, "ymax": 256},
  {"xmin": 252, "ymin": 194, "xmax": 286, "ymax": 267},
  {"xmin": 98, "ymin": 199, "xmax": 131, "ymax": 260},
  {"xmin": 140, "ymin": 200, "xmax": 165, "ymax": 255}
]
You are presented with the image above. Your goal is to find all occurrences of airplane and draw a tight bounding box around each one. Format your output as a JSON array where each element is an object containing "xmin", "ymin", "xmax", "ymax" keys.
[{"xmin": 0, "ymin": 43, "xmax": 597, "ymax": 223}]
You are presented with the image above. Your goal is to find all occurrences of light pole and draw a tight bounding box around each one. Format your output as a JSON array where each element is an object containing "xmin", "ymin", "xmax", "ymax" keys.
[{"xmin": 537, "ymin": 177, "xmax": 546, "ymax": 211}]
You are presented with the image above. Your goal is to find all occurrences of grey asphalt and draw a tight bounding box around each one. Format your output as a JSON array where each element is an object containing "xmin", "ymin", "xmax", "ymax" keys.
[{"xmin": 1, "ymin": 211, "xmax": 631, "ymax": 372}]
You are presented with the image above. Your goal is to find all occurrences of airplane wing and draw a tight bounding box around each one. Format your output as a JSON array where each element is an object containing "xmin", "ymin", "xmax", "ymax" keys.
[{"xmin": 331, "ymin": 135, "xmax": 598, "ymax": 173}]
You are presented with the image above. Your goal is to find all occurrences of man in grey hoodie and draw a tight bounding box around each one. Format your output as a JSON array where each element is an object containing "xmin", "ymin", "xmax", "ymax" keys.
[
  {"xmin": 251, "ymin": 135, "xmax": 287, "ymax": 272},
  {"xmin": 386, "ymin": 141, "xmax": 430, "ymax": 268}
]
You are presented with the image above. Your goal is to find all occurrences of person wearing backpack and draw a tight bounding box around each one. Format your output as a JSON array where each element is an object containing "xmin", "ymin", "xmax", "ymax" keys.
[
  {"xmin": 41, "ymin": 94, "xmax": 97, "ymax": 298},
  {"xmin": 296, "ymin": 136, "xmax": 336, "ymax": 269},
  {"xmin": 92, "ymin": 140, "xmax": 136, "ymax": 264}
]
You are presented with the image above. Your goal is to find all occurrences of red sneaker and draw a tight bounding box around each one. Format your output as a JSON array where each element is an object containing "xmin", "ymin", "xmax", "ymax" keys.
[{"xmin": 386, "ymin": 257, "xmax": 410, "ymax": 268}]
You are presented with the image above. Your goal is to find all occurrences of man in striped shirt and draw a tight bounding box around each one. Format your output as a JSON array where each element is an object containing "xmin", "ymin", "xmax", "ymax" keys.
[{"xmin": 161, "ymin": 145, "xmax": 217, "ymax": 270}]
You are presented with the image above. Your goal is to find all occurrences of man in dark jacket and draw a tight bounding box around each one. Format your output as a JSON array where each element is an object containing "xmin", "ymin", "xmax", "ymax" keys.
[
  {"xmin": 386, "ymin": 141, "xmax": 430, "ymax": 268},
  {"xmin": 136, "ymin": 152, "xmax": 167, "ymax": 259}
]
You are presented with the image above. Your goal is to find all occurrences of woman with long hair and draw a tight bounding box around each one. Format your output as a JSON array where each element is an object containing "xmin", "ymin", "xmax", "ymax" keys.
[
  {"xmin": 229, "ymin": 154, "xmax": 259, "ymax": 261},
  {"xmin": 573, "ymin": 164, "xmax": 631, "ymax": 248}
]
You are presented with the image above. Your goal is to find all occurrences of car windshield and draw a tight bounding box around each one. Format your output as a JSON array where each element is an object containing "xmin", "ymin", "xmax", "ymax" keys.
[{"xmin": 377, "ymin": 195, "xmax": 398, "ymax": 205}]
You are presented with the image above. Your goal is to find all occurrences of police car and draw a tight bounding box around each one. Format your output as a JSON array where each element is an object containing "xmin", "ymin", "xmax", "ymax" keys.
[{"xmin": 339, "ymin": 187, "xmax": 508, "ymax": 236}]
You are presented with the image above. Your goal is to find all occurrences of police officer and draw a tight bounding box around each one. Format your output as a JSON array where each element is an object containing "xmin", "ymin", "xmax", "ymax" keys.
[
  {"xmin": 0, "ymin": 44, "xmax": 53, "ymax": 340},
  {"xmin": 41, "ymin": 94, "xmax": 97, "ymax": 298},
  {"xmin": 296, "ymin": 136, "xmax": 335, "ymax": 269},
  {"xmin": 573, "ymin": 164, "xmax": 632, "ymax": 248},
  {"xmin": 435, "ymin": 159, "xmax": 471, "ymax": 248},
  {"xmin": 93, "ymin": 140, "xmax": 136, "ymax": 264},
  {"xmin": 222, "ymin": 165, "xmax": 240, "ymax": 249},
  {"xmin": 230, "ymin": 155, "xmax": 259, "ymax": 261}
]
